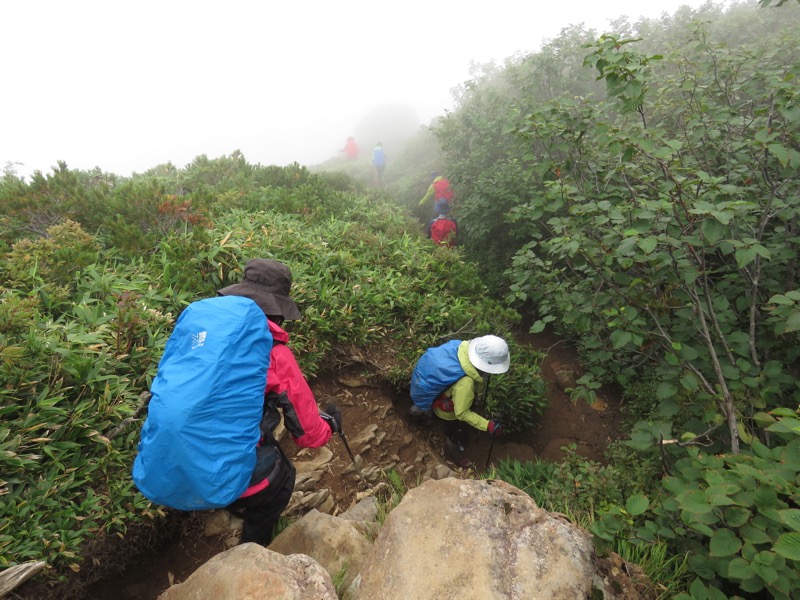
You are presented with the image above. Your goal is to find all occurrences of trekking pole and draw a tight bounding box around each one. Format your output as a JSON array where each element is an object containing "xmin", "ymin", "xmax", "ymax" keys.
[
  {"xmin": 476, "ymin": 374, "xmax": 492, "ymax": 412},
  {"xmin": 485, "ymin": 423, "xmax": 498, "ymax": 470},
  {"xmin": 338, "ymin": 429, "xmax": 366, "ymax": 482},
  {"xmin": 485, "ymin": 410, "xmax": 504, "ymax": 471},
  {"xmin": 478, "ymin": 374, "xmax": 496, "ymax": 470}
]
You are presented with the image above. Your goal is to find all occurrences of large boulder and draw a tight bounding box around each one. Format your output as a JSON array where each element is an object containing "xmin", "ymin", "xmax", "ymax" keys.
[
  {"xmin": 157, "ymin": 543, "xmax": 336, "ymax": 600},
  {"xmin": 160, "ymin": 479, "xmax": 642, "ymax": 599},
  {"xmin": 268, "ymin": 508, "xmax": 373, "ymax": 590},
  {"xmin": 348, "ymin": 477, "xmax": 597, "ymax": 600}
]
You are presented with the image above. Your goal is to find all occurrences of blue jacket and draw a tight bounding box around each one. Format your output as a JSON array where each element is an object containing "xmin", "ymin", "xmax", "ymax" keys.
[{"xmin": 372, "ymin": 146, "xmax": 386, "ymax": 167}]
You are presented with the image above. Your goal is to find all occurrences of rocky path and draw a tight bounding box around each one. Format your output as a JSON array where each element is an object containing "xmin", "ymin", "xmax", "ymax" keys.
[{"xmin": 33, "ymin": 330, "xmax": 626, "ymax": 600}]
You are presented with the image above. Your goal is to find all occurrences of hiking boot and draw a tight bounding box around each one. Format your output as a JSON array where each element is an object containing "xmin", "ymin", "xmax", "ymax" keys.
[
  {"xmin": 444, "ymin": 438, "xmax": 470, "ymax": 468},
  {"xmin": 408, "ymin": 405, "xmax": 431, "ymax": 421}
]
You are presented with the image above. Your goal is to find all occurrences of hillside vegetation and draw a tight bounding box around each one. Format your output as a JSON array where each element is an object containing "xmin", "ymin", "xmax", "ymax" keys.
[
  {"xmin": 322, "ymin": 2, "xmax": 800, "ymax": 597},
  {"xmin": 0, "ymin": 158, "xmax": 546, "ymax": 592},
  {"xmin": 416, "ymin": 2, "xmax": 800, "ymax": 598}
]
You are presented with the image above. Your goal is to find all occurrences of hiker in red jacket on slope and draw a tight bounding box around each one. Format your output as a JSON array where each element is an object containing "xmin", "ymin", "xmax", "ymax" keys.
[{"xmin": 217, "ymin": 258, "xmax": 342, "ymax": 545}]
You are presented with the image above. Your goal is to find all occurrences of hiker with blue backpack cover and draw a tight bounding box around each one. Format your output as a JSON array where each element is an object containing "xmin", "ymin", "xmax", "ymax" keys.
[
  {"xmin": 409, "ymin": 335, "xmax": 510, "ymax": 467},
  {"xmin": 133, "ymin": 259, "xmax": 342, "ymax": 546}
]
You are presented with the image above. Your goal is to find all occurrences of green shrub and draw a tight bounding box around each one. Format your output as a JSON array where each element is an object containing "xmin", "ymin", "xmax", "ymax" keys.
[
  {"xmin": 3, "ymin": 220, "xmax": 101, "ymax": 315},
  {"xmin": 593, "ymin": 407, "xmax": 800, "ymax": 599},
  {"xmin": 490, "ymin": 447, "xmax": 637, "ymax": 520}
]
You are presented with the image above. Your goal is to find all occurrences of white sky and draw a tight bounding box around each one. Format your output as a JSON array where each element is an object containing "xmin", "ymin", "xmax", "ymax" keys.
[{"xmin": 1, "ymin": 0, "xmax": 727, "ymax": 179}]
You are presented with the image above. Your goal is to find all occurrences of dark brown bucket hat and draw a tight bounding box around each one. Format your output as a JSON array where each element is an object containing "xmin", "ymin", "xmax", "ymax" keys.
[{"xmin": 217, "ymin": 259, "xmax": 302, "ymax": 321}]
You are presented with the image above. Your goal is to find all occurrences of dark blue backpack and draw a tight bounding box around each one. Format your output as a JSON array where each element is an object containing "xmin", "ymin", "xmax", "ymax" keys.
[
  {"xmin": 132, "ymin": 296, "xmax": 273, "ymax": 510},
  {"xmin": 410, "ymin": 340, "xmax": 465, "ymax": 411}
]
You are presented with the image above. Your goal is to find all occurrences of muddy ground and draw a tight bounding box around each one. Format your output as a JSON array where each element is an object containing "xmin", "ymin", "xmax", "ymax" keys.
[{"xmin": 17, "ymin": 330, "xmax": 626, "ymax": 600}]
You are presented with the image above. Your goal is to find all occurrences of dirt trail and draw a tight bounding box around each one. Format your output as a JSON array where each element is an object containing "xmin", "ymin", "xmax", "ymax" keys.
[{"xmin": 25, "ymin": 329, "xmax": 626, "ymax": 600}]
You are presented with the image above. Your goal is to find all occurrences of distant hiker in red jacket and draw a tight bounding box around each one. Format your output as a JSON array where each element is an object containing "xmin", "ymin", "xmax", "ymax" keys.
[
  {"xmin": 342, "ymin": 136, "xmax": 359, "ymax": 160},
  {"xmin": 217, "ymin": 258, "xmax": 342, "ymax": 545},
  {"xmin": 425, "ymin": 198, "xmax": 458, "ymax": 247}
]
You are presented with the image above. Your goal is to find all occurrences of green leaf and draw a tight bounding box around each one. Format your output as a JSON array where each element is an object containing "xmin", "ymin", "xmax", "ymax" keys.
[
  {"xmin": 689, "ymin": 578, "xmax": 709, "ymax": 600},
  {"xmin": 773, "ymin": 532, "xmax": 800, "ymax": 560},
  {"xmin": 680, "ymin": 372, "xmax": 699, "ymax": 392},
  {"xmin": 701, "ymin": 218, "xmax": 726, "ymax": 245},
  {"xmin": 707, "ymin": 586, "xmax": 729, "ymax": 600},
  {"xmin": 680, "ymin": 490, "xmax": 714, "ymax": 515},
  {"xmin": 656, "ymin": 381, "xmax": 678, "ymax": 399},
  {"xmin": 610, "ymin": 329, "xmax": 633, "ymax": 349},
  {"xmin": 707, "ymin": 493, "xmax": 735, "ymax": 507},
  {"xmin": 688, "ymin": 521, "xmax": 715, "ymax": 537},
  {"xmin": 768, "ymin": 294, "xmax": 793, "ymax": 306},
  {"xmin": 690, "ymin": 557, "xmax": 715, "ymax": 583},
  {"xmin": 754, "ymin": 485, "xmax": 779, "ymax": 509},
  {"xmin": 779, "ymin": 509, "xmax": 800, "ymax": 532},
  {"xmin": 752, "ymin": 411, "xmax": 776, "ymax": 427},
  {"xmin": 735, "ymin": 247, "xmax": 757, "ymax": 268},
  {"xmin": 626, "ymin": 495, "xmax": 650, "ymax": 516},
  {"xmin": 637, "ymin": 237, "xmax": 658, "ymax": 254},
  {"xmin": 723, "ymin": 507, "xmax": 751, "ymax": 528},
  {"xmin": 768, "ymin": 143, "xmax": 791, "ymax": 167},
  {"xmin": 709, "ymin": 528, "xmax": 743, "ymax": 557},
  {"xmin": 739, "ymin": 575, "xmax": 765, "ymax": 593},
  {"xmin": 727, "ymin": 557, "xmax": 754, "ymax": 581},
  {"xmin": 780, "ymin": 103, "xmax": 800, "ymax": 123},
  {"xmin": 754, "ymin": 128, "xmax": 774, "ymax": 143},
  {"xmin": 751, "ymin": 562, "xmax": 778, "ymax": 585},
  {"xmin": 529, "ymin": 320, "xmax": 546, "ymax": 334},
  {"xmin": 781, "ymin": 311, "xmax": 800, "ymax": 334}
]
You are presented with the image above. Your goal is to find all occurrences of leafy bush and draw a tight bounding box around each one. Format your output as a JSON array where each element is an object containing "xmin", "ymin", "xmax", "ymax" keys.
[
  {"xmin": 491, "ymin": 448, "xmax": 637, "ymax": 521},
  {"xmin": 0, "ymin": 264, "xmax": 177, "ymax": 577},
  {"xmin": 593, "ymin": 407, "xmax": 800, "ymax": 599},
  {"xmin": 0, "ymin": 163, "xmax": 111, "ymax": 242},
  {"xmin": 3, "ymin": 220, "xmax": 101, "ymax": 315}
]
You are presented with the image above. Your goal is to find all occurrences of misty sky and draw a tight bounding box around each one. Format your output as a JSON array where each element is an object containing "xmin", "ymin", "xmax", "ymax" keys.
[{"xmin": 2, "ymin": 0, "xmax": 729, "ymax": 179}]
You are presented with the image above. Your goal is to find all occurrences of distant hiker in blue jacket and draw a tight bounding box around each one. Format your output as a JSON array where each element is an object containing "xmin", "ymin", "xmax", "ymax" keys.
[
  {"xmin": 372, "ymin": 141, "xmax": 387, "ymax": 187},
  {"xmin": 409, "ymin": 335, "xmax": 510, "ymax": 467}
]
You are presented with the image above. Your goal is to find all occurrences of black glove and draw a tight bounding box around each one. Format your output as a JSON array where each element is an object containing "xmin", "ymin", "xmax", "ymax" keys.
[{"xmin": 321, "ymin": 403, "xmax": 343, "ymax": 434}]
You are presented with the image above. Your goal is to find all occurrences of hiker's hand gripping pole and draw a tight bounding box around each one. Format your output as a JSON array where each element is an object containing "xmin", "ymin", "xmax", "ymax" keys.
[{"xmin": 326, "ymin": 403, "xmax": 365, "ymax": 481}]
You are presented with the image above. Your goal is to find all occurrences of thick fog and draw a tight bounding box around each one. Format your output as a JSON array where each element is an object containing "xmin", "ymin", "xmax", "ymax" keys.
[{"xmin": 1, "ymin": 0, "xmax": 728, "ymax": 178}]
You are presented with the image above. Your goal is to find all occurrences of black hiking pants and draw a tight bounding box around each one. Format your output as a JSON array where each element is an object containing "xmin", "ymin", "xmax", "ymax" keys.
[
  {"xmin": 228, "ymin": 453, "xmax": 296, "ymax": 546},
  {"xmin": 443, "ymin": 419, "xmax": 470, "ymax": 450}
]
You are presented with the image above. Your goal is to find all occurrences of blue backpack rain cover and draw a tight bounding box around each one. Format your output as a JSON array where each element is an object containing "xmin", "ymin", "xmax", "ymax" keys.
[
  {"xmin": 410, "ymin": 340, "xmax": 465, "ymax": 411},
  {"xmin": 132, "ymin": 296, "xmax": 273, "ymax": 511}
]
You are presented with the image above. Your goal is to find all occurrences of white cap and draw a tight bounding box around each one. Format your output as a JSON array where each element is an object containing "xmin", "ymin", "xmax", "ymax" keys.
[{"xmin": 467, "ymin": 335, "xmax": 510, "ymax": 374}]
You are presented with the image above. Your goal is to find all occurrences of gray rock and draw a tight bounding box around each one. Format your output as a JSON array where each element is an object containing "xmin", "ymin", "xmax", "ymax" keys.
[
  {"xmin": 269, "ymin": 509, "xmax": 373, "ymax": 591},
  {"xmin": 349, "ymin": 477, "xmax": 597, "ymax": 600},
  {"xmin": 340, "ymin": 496, "xmax": 379, "ymax": 523},
  {"xmin": 158, "ymin": 543, "xmax": 336, "ymax": 600}
]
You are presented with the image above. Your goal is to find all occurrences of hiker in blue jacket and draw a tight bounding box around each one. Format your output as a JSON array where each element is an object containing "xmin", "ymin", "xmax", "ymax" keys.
[
  {"xmin": 372, "ymin": 141, "xmax": 387, "ymax": 187},
  {"xmin": 409, "ymin": 335, "xmax": 510, "ymax": 467}
]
